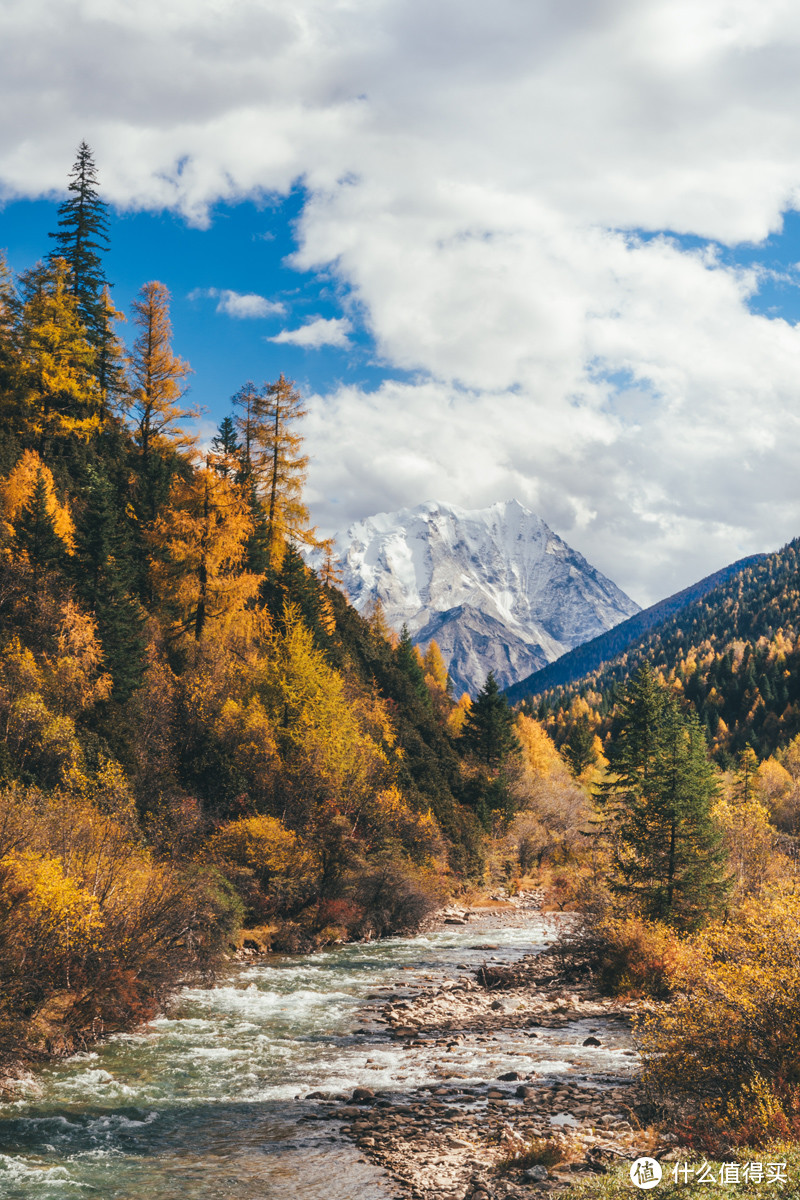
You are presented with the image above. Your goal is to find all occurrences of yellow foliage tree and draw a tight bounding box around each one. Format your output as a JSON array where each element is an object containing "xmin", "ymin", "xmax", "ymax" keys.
[
  {"xmin": 516, "ymin": 714, "xmax": 563, "ymax": 779},
  {"xmin": 208, "ymin": 814, "xmax": 314, "ymax": 908},
  {"xmin": 712, "ymin": 790, "xmax": 777, "ymax": 898},
  {"xmin": 151, "ymin": 466, "xmax": 260, "ymax": 641},
  {"xmin": 266, "ymin": 608, "xmax": 438, "ymax": 855},
  {"xmin": 0, "ymin": 449, "xmax": 76, "ymax": 554},
  {"xmin": 14, "ymin": 258, "xmax": 103, "ymax": 448},
  {"xmin": 422, "ymin": 640, "xmax": 451, "ymax": 718},
  {"xmin": 129, "ymin": 281, "xmax": 197, "ymax": 521},
  {"xmin": 447, "ymin": 691, "xmax": 471, "ymax": 737}
]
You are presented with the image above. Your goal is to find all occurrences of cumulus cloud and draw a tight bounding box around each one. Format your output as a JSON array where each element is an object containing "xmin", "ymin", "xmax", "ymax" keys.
[
  {"xmin": 4, "ymin": 0, "xmax": 800, "ymax": 599},
  {"xmin": 188, "ymin": 287, "xmax": 284, "ymax": 317},
  {"xmin": 269, "ymin": 316, "xmax": 352, "ymax": 348}
]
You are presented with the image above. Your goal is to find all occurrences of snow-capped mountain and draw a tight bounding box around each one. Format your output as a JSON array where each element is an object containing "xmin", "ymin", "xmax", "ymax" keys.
[{"xmin": 320, "ymin": 500, "xmax": 640, "ymax": 696}]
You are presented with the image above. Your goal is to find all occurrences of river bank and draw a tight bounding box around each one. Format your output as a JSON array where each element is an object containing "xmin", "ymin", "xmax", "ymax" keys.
[
  {"xmin": 322, "ymin": 902, "xmax": 657, "ymax": 1199},
  {"xmin": 0, "ymin": 896, "xmax": 654, "ymax": 1199}
]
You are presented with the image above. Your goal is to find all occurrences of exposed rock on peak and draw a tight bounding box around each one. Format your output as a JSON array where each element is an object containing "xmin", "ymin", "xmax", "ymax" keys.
[{"xmin": 316, "ymin": 500, "xmax": 639, "ymax": 696}]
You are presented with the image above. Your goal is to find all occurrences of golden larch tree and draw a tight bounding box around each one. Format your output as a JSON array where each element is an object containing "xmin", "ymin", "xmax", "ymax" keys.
[
  {"xmin": 129, "ymin": 281, "xmax": 196, "ymax": 472},
  {"xmin": 236, "ymin": 374, "xmax": 315, "ymax": 566},
  {"xmin": 15, "ymin": 258, "xmax": 102, "ymax": 449},
  {"xmin": 151, "ymin": 465, "xmax": 260, "ymax": 642}
]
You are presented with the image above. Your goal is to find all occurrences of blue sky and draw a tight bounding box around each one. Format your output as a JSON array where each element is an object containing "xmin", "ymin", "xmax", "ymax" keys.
[
  {"xmin": 4, "ymin": 0, "xmax": 800, "ymax": 606},
  {"xmin": 6, "ymin": 189, "xmax": 800, "ymax": 435},
  {"xmin": 1, "ymin": 189, "xmax": 414, "ymax": 434}
]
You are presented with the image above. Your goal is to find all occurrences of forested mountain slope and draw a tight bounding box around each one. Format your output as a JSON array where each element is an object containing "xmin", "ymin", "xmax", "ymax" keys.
[
  {"xmin": 524, "ymin": 539, "xmax": 800, "ymax": 765},
  {"xmin": 506, "ymin": 553, "xmax": 765, "ymax": 704},
  {"xmin": 0, "ymin": 145, "xmax": 527, "ymax": 1056}
]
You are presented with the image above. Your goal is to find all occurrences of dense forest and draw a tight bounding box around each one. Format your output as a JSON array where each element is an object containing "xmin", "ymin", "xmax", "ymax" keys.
[
  {"xmin": 0, "ymin": 145, "xmax": 576, "ymax": 1058},
  {"xmin": 523, "ymin": 538, "xmax": 800, "ymax": 768}
]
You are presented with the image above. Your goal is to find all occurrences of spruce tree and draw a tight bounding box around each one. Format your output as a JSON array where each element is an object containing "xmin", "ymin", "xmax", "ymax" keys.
[
  {"xmin": 48, "ymin": 142, "xmax": 110, "ymax": 347},
  {"xmin": 598, "ymin": 663, "xmax": 729, "ymax": 929},
  {"xmin": 262, "ymin": 544, "xmax": 330, "ymax": 644},
  {"xmin": 11, "ymin": 469, "xmax": 67, "ymax": 576},
  {"xmin": 242, "ymin": 476, "xmax": 271, "ymax": 575},
  {"xmin": 72, "ymin": 469, "xmax": 146, "ymax": 701},
  {"xmin": 210, "ymin": 415, "xmax": 240, "ymax": 475},
  {"xmin": 461, "ymin": 672, "xmax": 519, "ymax": 765},
  {"xmin": 395, "ymin": 624, "xmax": 431, "ymax": 706},
  {"xmin": 563, "ymin": 714, "xmax": 596, "ymax": 776}
]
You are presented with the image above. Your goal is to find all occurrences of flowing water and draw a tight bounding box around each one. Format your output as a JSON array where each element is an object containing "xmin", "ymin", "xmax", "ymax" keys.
[{"xmin": 0, "ymin": 914, "xmax": 634, "ymax": 1199}]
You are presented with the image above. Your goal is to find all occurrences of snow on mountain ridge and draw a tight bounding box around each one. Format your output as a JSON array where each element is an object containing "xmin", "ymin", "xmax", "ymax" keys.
[{"xmin": 320, "ymin": 499, "xmax": 640, "ymax": 695}]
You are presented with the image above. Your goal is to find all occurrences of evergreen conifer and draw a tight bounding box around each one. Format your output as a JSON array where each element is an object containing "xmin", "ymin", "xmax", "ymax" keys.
[
  {"xmin": 73, "ymin": 469, "xmax": 146, "ymax": 701},
  {"xmin": 11, "ymin": 469, "xmax": 67, "ymax": 575},
  {"xmin": 461, "ymin": 672, "xmax": 519, "ymax": 765},
  {"xmin": 395, "ymin": 624, "xmax": 431, "ymax": 706},
  {"xmin": 211, "ymin": 415, "xmax": 240, "ymax": 474},
  {"xmin": 597, "ymin": 662, "xmax": 729, "ymax": 929},
  {"xmin": 48, "ymin": 142, "xmax": 110, "ymax": 347}
]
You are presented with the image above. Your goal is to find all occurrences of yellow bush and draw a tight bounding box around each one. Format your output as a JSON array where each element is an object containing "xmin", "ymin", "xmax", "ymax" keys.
[
  {"xmin": 586, "ymin": 914, "xmax": 684, "ymax": 998},
  {"xmin": 638, "ymin": 885, "xmax": 800, "ymax": 1144},
  {"xmin": 207, "ymin": 813, "xmax": 315, "ymax": 910},
  {"xmin": 0, "ymin": 786, "xmax": 240, "ymax": 1042},
  {"xmin": 1, "ymin": 850, "xmax": 102, "ymax": 966}
]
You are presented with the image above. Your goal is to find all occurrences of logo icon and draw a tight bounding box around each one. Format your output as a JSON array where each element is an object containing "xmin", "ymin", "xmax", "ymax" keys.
[{"xmin": 630, "ymin": 1157, "xmax": 663, "ymax": 1189}]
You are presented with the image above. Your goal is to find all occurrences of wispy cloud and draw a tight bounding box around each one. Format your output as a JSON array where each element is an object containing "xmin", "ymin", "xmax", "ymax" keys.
[
  {"xmin": 269, "ymin": 316, "xmax": 352, "ymax": 348},
  {"xmin": 188, "ymin": 287, "xmax": 285, "ymax": 318}
]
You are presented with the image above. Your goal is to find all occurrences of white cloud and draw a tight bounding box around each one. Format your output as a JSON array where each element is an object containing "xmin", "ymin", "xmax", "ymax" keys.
[
  {"xmin": 269, "ymin": 316, "xmax": 352, "ymax": 348},
  {"xmin": 188, "ymin": 287, "xmax": 284, "ymax": 317},
  {"xmin": 5, "ymin": 0, "xmax": 800, "ymax": 600}
]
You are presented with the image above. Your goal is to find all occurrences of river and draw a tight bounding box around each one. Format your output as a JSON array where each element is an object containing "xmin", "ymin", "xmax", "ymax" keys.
[{"xmin": 0, "ymin": 912, "xmax": 633, "ymax": 1199}]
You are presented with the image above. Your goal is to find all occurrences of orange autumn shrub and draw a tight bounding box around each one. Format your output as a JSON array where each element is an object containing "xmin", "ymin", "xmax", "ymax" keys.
[
  {"xmin": 638, "ymin": 884, "xmax": 800, "ymax": 1145},
  {"xmin": 561, "ymin": 910, "xmax": 685, "ymax": 999},
  {"xmin": 0, "ymin": 785, "xmax": 240, "ymax": 1046}
]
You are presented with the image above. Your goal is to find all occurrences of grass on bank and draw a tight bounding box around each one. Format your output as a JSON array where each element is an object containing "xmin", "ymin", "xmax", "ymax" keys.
[{"xmin": 565, "ymin": 1146, "xmax": 800, "ymax": 1199}]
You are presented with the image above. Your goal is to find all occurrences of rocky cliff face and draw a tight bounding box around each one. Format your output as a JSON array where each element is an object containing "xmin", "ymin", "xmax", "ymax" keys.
[{"xmin": 318, "ymin": 499, "xmax": 640, "ymax": 695}]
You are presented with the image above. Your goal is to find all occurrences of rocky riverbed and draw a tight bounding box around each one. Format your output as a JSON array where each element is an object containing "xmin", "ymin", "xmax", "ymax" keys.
[{"xmin": 309, "ymin": 897, "xmax": 662, "ymax": 1200}]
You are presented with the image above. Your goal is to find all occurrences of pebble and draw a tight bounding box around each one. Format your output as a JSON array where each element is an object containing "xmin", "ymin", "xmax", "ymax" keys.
[{"xmin": 325, "ymin": 901, "xmax": 646, "ymax": 1198}]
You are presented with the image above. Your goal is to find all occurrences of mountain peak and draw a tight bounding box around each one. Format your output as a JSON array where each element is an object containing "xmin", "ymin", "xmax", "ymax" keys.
[{"xmin": 316, "ymin": 499, "xmax": 639, "ymax": 695}]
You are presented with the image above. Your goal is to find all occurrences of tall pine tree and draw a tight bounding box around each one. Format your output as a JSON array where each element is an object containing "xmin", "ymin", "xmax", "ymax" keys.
[
  {"xmin": 597, "ymin": 663, "xmax": 729, "ymax": 929},
  {"xmin": 48, "ymin": 142, "xmax": 110, "ymax": 348},
  {"xmin": 461, "ymin": 672, "xmax": 519, "ymax": 765}
]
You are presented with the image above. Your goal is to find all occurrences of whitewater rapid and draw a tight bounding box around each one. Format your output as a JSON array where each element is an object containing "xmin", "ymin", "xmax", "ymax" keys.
[{"xmin": 0, "ymin": 915, "xmax": 632, "ymax": 1199}]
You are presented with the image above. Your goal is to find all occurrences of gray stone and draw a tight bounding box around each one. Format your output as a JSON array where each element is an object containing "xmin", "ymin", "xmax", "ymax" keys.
[{"xmin": 522, "ymin": 1165, "xmax": 550, "ymax": 1183}]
